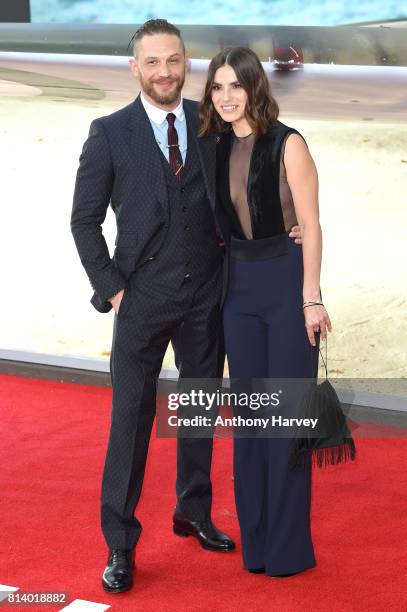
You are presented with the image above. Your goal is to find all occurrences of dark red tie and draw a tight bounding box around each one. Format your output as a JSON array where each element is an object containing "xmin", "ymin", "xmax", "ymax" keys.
[{"xmin": 166, "ymin": 112, "xmax": 183, "ymax": 179}]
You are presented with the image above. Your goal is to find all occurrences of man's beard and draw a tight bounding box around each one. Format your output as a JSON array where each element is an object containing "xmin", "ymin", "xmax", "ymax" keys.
[{"xmin": 139, "ymin": 72, "xmax": 185, "ymax": 106}]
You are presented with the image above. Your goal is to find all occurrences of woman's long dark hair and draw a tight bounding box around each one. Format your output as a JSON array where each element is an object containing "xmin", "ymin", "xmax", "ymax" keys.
[{"xmin": 198, "ymin": 46, "xmax": 279, "ymax": 138}]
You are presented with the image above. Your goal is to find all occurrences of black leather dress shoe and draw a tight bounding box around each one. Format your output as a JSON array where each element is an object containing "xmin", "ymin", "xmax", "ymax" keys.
[
  {"xmin": 173, "ymin": 512, "xmax": 235, "ymax": 552},
  {"xmin": 102, "ymin": 548, "xmax": 135, "ymax": 593}
]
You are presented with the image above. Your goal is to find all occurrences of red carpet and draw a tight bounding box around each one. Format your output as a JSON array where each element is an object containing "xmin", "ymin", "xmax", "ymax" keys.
[{"xmin": 1, "ymin": 373, "xmax": 406, "ymax": 611}]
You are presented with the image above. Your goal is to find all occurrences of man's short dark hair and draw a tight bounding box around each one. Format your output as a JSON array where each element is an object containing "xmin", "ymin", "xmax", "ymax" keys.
[{"xmin": 128, "ymin": 19, "xmax": 185, "ymax": 56}]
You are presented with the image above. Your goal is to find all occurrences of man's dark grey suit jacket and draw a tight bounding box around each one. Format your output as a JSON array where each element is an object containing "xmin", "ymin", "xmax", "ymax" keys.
[{"xmin": 71, "ymin": 94, "xmax": 228, "ymax": 313}]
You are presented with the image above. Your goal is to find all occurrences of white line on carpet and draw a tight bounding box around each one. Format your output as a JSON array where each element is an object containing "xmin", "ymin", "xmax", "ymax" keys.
[
  {"xmin": 59, "ymin": 599, "xmax": 111, "ymax": 611},
  {"xmin": 0, "ymin": 585, "xmax": 19, "ymax": 603}
]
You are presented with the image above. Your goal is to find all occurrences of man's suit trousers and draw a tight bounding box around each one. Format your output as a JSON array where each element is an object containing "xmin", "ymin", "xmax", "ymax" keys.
[{"xmin": 101, "ymin": 266, "xmax": 224, "ymax": 550}]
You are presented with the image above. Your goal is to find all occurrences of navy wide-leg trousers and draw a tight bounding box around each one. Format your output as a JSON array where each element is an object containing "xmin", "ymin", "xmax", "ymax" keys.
[{"xmin": 223, "ymin": 236, "xmax": 319, "ymax": 575}]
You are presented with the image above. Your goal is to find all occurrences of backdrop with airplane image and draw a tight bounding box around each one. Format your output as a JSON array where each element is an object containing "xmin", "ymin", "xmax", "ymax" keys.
[{"xmin": 1, "ymin": 8, "xmax": 406, "ymax": 381}]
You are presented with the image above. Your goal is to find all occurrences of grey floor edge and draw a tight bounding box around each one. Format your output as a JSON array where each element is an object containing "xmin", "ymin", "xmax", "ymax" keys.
[{"xmin": 0, "ymin": 350, "xmax": 406, "ymax": 416}]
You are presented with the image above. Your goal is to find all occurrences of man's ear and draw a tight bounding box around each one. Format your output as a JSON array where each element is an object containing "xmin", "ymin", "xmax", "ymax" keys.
[
  {"xmin": 185, "ymin": 55, "xmax": 191, "ymax": 74},
  {"xmin": 129, "ymin": 57, "xmax": 139, "ymax": 78}
]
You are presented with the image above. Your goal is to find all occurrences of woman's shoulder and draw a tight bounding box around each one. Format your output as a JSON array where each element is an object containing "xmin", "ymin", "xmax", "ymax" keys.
[
  {"xmin": 265, "ymin": 120, "xmax": 303, "ymax": 139},
  {"xmin": 263, "ymin": 122, "xmax": 307, "ymax": 151}
]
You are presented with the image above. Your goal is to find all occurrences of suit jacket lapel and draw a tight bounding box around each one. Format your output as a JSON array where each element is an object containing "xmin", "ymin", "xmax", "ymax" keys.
[
  {"xmin": 126, "ymin": 95, "xmax": 168, "ymax": 210},
  {"xmin": 184, "ymin": 101, "xmax": 216, "ymax": 211}
]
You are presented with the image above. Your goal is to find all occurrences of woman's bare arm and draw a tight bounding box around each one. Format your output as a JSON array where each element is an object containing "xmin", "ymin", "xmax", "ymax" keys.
[{"xmin": 284, "ymin": 133, "xmax": 332, "ymax": 345}]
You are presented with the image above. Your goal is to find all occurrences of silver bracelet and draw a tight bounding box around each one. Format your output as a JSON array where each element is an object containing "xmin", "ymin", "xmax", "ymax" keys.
[{"xmin": 302, "ymin": 301, "xmax": 324, "ymax": 309}]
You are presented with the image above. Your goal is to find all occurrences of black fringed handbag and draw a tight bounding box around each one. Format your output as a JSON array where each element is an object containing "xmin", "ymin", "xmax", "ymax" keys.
[{"xmin": 289, "ymin": 341, "xmax": 356, "ymax": 469}]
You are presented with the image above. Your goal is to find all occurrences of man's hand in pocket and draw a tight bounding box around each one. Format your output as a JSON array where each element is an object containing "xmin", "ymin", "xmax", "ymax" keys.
[{"xmin": 109, "ymin": 288, "xmax": 125, "ymax": 314}]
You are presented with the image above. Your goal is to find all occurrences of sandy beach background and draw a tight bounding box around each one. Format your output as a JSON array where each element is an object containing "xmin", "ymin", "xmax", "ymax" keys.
[{"xmin": 1, "ymin": 89, "xmax": 406, "ymax": 381}]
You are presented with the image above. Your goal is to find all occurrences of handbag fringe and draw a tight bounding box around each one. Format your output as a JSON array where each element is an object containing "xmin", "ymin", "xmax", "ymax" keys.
[{"xmin": 290, "ymin": 438, "xmax": 356, "ymax": 469}]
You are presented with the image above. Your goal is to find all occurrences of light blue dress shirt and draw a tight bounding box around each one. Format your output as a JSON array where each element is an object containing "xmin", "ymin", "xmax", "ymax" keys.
[{"xmin": 140, "ymin": 92, "xmax": 187, "ymax": 164}]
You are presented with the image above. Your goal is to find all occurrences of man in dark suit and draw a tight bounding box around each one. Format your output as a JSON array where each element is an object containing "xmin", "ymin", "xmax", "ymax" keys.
[{"xmin": 71, "ymin": 19, "xmax": 234, "ymax": 593}]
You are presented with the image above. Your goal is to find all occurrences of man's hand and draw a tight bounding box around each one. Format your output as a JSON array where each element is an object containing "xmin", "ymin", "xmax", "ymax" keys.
[
  {"xmin": 109, "ymin": 288, "xmax": 125, "ymax": 314},
  {"xmin": 289, "ymin": 224, "xmax": 302, "ymax": 244}
]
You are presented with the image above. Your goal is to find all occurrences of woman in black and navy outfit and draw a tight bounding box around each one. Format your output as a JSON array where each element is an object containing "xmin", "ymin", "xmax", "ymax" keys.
[{"xmin": 199, "ymin": 47, "xmax": 332, "ymax": 577}]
